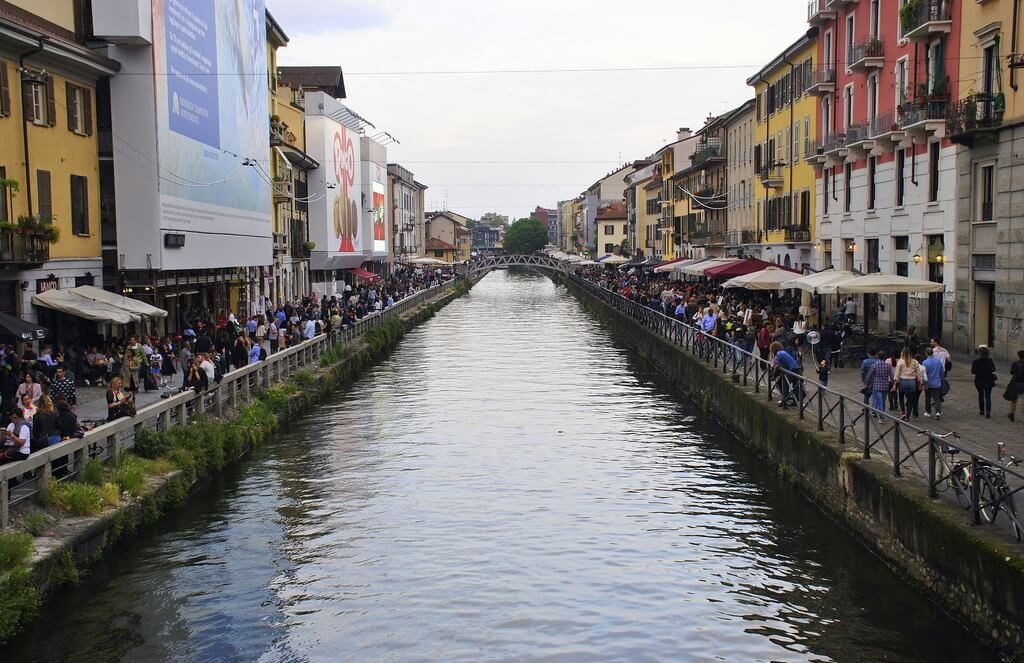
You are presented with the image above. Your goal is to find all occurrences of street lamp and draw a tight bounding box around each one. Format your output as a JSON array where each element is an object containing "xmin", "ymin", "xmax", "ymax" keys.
[{"xmin": 913, "ymin": 252, "xmax": 922, "ymax": 264}]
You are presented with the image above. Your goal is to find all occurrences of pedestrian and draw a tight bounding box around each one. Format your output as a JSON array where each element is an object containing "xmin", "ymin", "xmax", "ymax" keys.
[
  {"xmin": 971, "ymin": 346, "xmax": 997, "ymax": 418},
  {"xmin": 817, "ymin": 358, "xmax": 830, "ymax": 387},
  {"xmin": 49, "ymin": 366, "xmax": 76, "ymax": 407},
  {"xmin": 0, "ymin": 408, "xmax": 32, "ymax": 463},
  {"xmin": 1006, "ymin": 350, "xmax": 1024, "ymax": 422},
  {"xmin": 865, "ymin": 350, "xmax": 894, "ymax": 416},
  {"xmin": 930, "ymin": 337, "xmax": 951, "ymax": 375},
  {"xmin": 895, "ymin": 348, "xmax": 922, "ymax": 421},
  {"xmin": 770, "ymin": 341, "xmax": 801, "ymax": 407},
  {"xmin": 921, "ymin": 348, "xmax": 945, "ymax": 419}
]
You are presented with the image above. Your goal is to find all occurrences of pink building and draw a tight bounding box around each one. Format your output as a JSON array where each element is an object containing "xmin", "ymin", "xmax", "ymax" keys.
[{"xmin": 808, "ymin": 0, "xmax": 960, "ymax": 338}]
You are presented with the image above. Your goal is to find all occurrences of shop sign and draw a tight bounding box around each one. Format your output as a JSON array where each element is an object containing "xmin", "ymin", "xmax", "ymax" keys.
[{"xmin": 36, "ymin": 278, "xmax": 59, "ymax": 293}]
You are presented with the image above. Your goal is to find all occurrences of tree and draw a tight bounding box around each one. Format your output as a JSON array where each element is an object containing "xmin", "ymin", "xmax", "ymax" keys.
[{"xmin": 503, "ymin": 217, "xmax": 549, "ymax": 255}]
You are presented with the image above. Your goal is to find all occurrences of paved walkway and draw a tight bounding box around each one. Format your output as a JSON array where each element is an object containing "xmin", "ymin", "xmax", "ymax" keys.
[
  {"xmin": 813, "ymin": 347, "xmax": 1020, "ymax": 462},
  {"xmin": 74, "ymin": 374, "xmax": 185, "ymax": 426}
]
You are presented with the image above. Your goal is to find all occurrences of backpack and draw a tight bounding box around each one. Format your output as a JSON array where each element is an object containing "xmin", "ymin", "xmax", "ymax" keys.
[
  {"xmin": 213, "ymin": 361, "xmax": 224, "ymax": 384},
  {"xmin": 259, "ymin": 346, "xmax": 267, "ymax": 361}
]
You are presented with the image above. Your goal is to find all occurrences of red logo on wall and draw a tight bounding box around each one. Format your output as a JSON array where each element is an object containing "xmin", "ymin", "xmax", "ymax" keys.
[{"xmin": 331, "ymin": 127, "xmax": 358, "ymax": 252}]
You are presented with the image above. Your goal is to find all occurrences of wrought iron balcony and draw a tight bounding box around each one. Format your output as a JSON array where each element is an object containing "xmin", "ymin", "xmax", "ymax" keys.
[
  {"xmin": 758, "ymin": 165, "xmax": 785, "ymax": 188},
  {"xmin": 900, "ymin": 0, "xmax": 952, "ymax": 42},
  {"xmin": 947, "ymin": 93, "xmax": 1004, "ymax": 146},
  {"xmin": 807, "ymin": 0, "xmax": 836, "ymax": 25},
  {"xmin": 899, "ymin": 98, "xmax": 949, "ymax": 136},
  {"xmin": 0, "ymin": 227, "xmax": 49, "ymax": 266},
  {"xmin": 806, "ymin": 65, "xmax": 837, "ymax": 96},
  {"xmin": 691, "ymin": 139, "xmax": 724, "ymax": 168},
  {"xmin": 272, "ymin": 177, "xmax": 294, "ymax": 202},
  {"xmin": 848, "ymin": 36, "xmax": 884, "ymax": 71},
  {"xmin": 817, "ymin": 131, "xmax": 847, "ymax": 156},
  {"xmin": 741, "ymin": 229, "xmax": 761, "ymax": 245},
  {"xmin": 693, "ymin": 188, "xmax": 727, "ymax": 211},
  {"xmin": 784, "ymin": 226, "xmax": 812, "ymax": 243}
]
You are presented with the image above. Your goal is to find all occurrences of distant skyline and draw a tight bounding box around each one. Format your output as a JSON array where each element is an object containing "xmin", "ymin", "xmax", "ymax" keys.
[{"xmin": 268, "ymin": 0, "xmax": 807, "ymax": 219}]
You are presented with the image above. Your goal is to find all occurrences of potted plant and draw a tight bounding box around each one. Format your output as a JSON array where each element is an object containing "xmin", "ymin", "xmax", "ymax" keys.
[
  {"xmin": 899, "ymin": 0, "xmax": 921, "ymax": 33},
  {"xmin": 41, "ymin": 224, "xmax": 60, "ymax": 243},
  {"xmin": 302, "ymin": 240, "xmax": 315, "ymax": 257}
]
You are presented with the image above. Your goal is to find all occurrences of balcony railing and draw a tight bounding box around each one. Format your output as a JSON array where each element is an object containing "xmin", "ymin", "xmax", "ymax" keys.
[
  {"xmin": 807, "ymin": 0, "xmax": 835, "ymax": 24},
  {"xmin": 899, "ymin": 98, "xmax": 950, "ymax": 130},
  {"xmin": 758, "ymin": 165, "xmax": 785, "ymax": 187},
  {"xmin": 844, "ymin": 122, "xmax": 869, "ymax": 145},
  {"xmin": 0, "ymin": 227, "xmax": 49, "ymax": 266},
  {"xmin": 818, "ymin": 131, "xmax": 847, "ymax": 154},
  {"xmin": 691, "ymin": 139, "xmax": 724, "ymax": 168},
  {"xmin": 901, "ymin": 0, "xmax": 953, "ymax": 41},
  {"xmin": 273, "ymin": 178, "xmax": 294, "ymax": 202},
  {"xmin": 947, "ymin": 93, "xmax": 1004, "ymax": 144},
  {"xmin": 868, "ymin": 110, "xmax": 901, "ymax": 137},
  {"xmin": 693, "ymin": 188, "xmax": 726, "ymax": 211},
  {"xmin": 784, "ymin": 226, "xmax": 812, "ymax": 243},
  {"xmin": 270, "ymin": 122, "xmax": 286, "ymax": 146},
  {"xmin": 806, "ymin": 65, "xmax": 837, "ymax": 95},
  {"xmin": 848, "ymin": 36, "xmax": 885, "ymax": 71}
]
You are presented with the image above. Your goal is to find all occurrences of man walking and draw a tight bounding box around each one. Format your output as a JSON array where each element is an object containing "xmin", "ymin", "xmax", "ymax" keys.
[{"xmin": 922, "ymin": 347, "xmax": 945, "ymax": 420}]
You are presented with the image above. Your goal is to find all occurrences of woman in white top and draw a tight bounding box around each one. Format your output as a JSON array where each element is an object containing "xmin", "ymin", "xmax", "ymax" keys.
[{"xmin": 895, "ymin": 347, "xmax": 922, "ymax": 421}]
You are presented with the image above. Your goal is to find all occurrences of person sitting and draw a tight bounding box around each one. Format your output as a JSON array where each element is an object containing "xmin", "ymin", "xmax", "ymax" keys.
[
  {"xmin": 54, "ymin": 396, "xmax": 84, "ymax": 439},
  {"xmin": 31, "ymin": 395, "xmax": 59, "ymax": 451},
  {"xmin": 181, "ymin": 359, "xmax": 208, "ymax": 393},
  {"xmin": 105, "ymin": 376, "xmax": 134, "ymax": 421},
  {"xmin": 1, "ymin": 408, "xmax": 32, "ymax": 463},
  {"xmin": 15, "ymin": 372, "xmax": 42, "ymax": 405}
]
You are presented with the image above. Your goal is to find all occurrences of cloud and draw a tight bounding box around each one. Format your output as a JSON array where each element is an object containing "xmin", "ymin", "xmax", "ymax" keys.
[{"xmin": 265, "ymin": 0, "xmax": 392, "ymax": 34}]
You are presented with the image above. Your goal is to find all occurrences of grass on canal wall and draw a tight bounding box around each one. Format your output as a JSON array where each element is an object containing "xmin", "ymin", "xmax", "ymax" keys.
[
  {"xmin": 559, "ymin": 275, "xmax": 1024, "ymax": 660},
  {"xmin": 0, "ymin": 278, "xmax": 473, "ymax": 645}
]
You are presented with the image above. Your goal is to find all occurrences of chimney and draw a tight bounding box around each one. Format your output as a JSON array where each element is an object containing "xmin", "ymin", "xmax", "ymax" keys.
[{"xmin": 677, "ymin": 127, "xmax": 691, "ymax": 141}]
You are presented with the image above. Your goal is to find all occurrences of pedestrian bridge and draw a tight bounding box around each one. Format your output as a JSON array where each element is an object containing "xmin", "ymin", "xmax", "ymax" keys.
[{"xmin": 466, "ymin": 253, "xmax": 571, "ymax": 274}]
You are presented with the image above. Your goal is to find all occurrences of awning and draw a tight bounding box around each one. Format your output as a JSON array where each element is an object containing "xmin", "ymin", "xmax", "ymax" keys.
[
  {"xmin": 32, "ymin": 289, "xmax": 140, "ymax": 324},
  {"xmin": 345, "ymin": 267, "xmax": 381, "ymax": 281},
  {"xmin": 705, "ymin": 258, "xmax": 796, "ymax": 279},
  {"xmin": 653, "ymin": 257, "xmax": 687, "ymax": 273},
  {"xmin": 722, "ymin": 266, "xmax": 804, "ymax": 290},
  {"xmin": 0, "ymin": 312, "xmax": 46, "ymax": 341},
  {"xmin": 678, "ymin": 257, "xmax": 741, "ymax": 276},
  {"xmin": 70, "ymin": 285, "xmax": 168, "ymax": 318},
  {"xmin": 406, "ymin": 257, "xmax": 448, "ymax": 266},
  {"xmin": 780, "ymin": 269, "xmax": 858, "ymax": 295},
  {"xmin": 833, "ymin": 273, "xmax": 945, "ymax": 294}
]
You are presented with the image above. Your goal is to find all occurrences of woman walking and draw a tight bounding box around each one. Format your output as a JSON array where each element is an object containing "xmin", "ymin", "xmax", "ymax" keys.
[
  {"xmin": 1007, "ymin": 350, "xmax": 1024, "ymax": 422},
  {"xmin": 971, "ymin": 346, "xmax": 997, "ymax": 418},
  {"xmin": 894, "ymin": 348, "xmax": 921, "ymax": 421}
]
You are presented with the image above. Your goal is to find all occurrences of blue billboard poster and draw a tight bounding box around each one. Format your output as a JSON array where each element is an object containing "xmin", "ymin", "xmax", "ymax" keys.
[{"xmin": 164, "ymin": 0, "xmax": 220, "ymax": 147}]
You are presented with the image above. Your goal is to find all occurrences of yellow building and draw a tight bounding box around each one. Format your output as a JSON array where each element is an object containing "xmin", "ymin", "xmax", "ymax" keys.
[
  {"xmin": 747, "ymin": 28, "xmax": 818, "ymax": 271},
  {"xmin": 558, "ymin": 199, "xmax": 575, "ymax": 253},
  {"xmin": 0, "ymin": 2, "xmax": 118, "ymax": 327},
  {"xmin": 424, "ymin": 212, "xmax": 471, "ymax": 263},
  {"xmin": 948, "ymin": 0, "xmax": 1023, "ymax": 359}
]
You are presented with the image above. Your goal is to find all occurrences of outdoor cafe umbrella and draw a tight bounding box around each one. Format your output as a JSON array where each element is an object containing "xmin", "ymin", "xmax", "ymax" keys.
[
  {"xmin": 705, "ymin": 258, "xmax": 793, "ymax": 280},
  {"xmin": 653, "ymin": 257, "xmax": 688, "ymax": 273},
  {"xmin": 0, "ymin": 311, "xmax": 46, "ymax": 342},
  {"xmin": 678, "ymin": 257, "xmax": 740, "ymax": 277},
  {"xmin": 780, "ymin": 269, "xmax": 858, "ymax": 295},
  {"xmin": 407, "ymin": 257, "xmax": 447, "ymax": 266},
  {"xmin": 722, "ymin": 266, "xmax": 803, "ymax": 290},
  {"xmin": 599, "ymin": 254, "xmax": 631, "ymax": 265},
  {"xmin": 832, "ymin": 273, "xmax": 945, "ymax": 294}
]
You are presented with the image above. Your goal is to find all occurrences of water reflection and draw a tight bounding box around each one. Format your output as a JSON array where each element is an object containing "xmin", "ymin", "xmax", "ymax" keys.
[{"xmin": 2, "ymin": 270, "xmax": 994, "ymax": 663}]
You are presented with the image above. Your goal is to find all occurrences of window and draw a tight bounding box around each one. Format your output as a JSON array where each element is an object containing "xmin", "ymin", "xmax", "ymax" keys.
[
  {"xmin": 894, "ymin": 236, "xmax": 909, "ymax": 250},
  {"xmin": 870, "ymin": 0, "xmax": 880, "ymax": 38},
  {"xmin": 845, "ymin": 14, "xmax": 855, "ymax": 65},
  {"xmin": 0, "ymin": 61, "xmax": 10, "ymax": 117},
  {"xmin": 36, "ymin": 170, "xmax": 51, "ymax": 221},
  {"xmin": 604, "ymin": 243, "xmax": 615, "ymax": 253},
  {"xmin": 980, "ymin": 164, "xmax": 994, "ymax": 221},
  {"xmin": 843, "ymin": 85, "xmax": 854, "ymax": 129},
  {"xmin": 71, "ymin": 174, "xmax": 89, "ymax": 235},
  {"xmin": 784, "ymin": 127, "xmax": 791, "ymax": 163},
  {"xmin": 823, "ymin": 167, "xmax": 830, "ymax": 214},
  {"xmin": 895, "ymin": 58, "xmax": 908, "ymax": 110},
  {"xmin": 31, "ymin": 83, "xmax": 45, "ymax": 125},
  {"xmin": 804, "ymin": 116, "xmax": 811, "ymax": 156},
  {"xmin": 895, "ymin": 148, "xmax": 906, "ymax": 206},
  {"xmin": 800, "ymin": 189, "xmax": 811, "ymax": 227},
  {"xmin": 982, "ymin": 44, "xmax": 997, "ymax": 95},
  {"xmin": 867, "ymin": 156, "xmax": 876, "ymax": 210},
  {"xmin": 928, "ymin": 141, "xmax": 940, "ymax": 202},
  {"xmin": 867, "ymin": 73, "xmax": 878, "ymax": 124},
  {"xmin": 822, "ymin": 239, "xmax": 834, "ymax": 269},
  {"xmin": 65, "ymin": 83, "xmax": 92, "ymax": 135},
  {"xmin": 604, "ymin": 224, "xmax": 614, "ymax": 235},
  {"xmin": 0, "ymin": 166, "xmax": 7, "ymax": 222},
  {"xmin": 844, "ymin": 163, "xmax": 852, "ymax": 213},
  {"xmin": 794, "ymin": 122, "xmax": 800, "ymax": 162},
  {"xmin": 822, "ymin": 96, "xmax": 832, "ymax": 136}
]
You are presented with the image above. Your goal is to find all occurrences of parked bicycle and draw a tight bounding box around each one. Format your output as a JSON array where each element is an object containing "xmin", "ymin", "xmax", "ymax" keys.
[
  {"xmin": 978, "ymin": 448, "xmax": 1022, "ymax": 542},
  {"xmin": 918, "ymin": 430, "xmax": 972, "ymax": 509}
]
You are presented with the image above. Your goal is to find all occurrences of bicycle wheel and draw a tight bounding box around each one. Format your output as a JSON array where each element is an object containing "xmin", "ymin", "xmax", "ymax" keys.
[
  {"xmin": 1002, "ymin": 490, "xmax": 1022, "ymax": 542},
  {"xmin": 950, "ymin": 468, "xmax": 972, "ymax": 509},
  {"xmin": 978, "ymin": 474, "xmax": 1000, "ymax": 524}
]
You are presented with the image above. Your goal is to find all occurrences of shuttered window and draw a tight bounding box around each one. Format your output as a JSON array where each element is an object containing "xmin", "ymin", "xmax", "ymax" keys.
[
  {"xmin": 0, "ymin": 166, "xmax": 7, "ymax": 222},
  {"xmin": 71, "ymin": 175, "xmax": 89, "ymax": 235},
  {"xmin": 64, "ymin": 82, "xmax": 93, "ymax": 135},
  {"xmin": 37, "ymin": 170, "xmax": 52, "ymax": 221},
  {"xmin": 45, "ymin": 75, "xmax": 55, "ymax": 126},
  {"xmin": 0, "ymin": 61, "xmax": 10, "ymax": 117}
]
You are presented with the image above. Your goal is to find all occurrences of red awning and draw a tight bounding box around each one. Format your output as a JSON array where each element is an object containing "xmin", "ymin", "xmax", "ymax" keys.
[
  {"xmin": 652, "ymin": 257, "xmax": 686, "ymax": 269},
  {"xmin": 704, "ymin": 258, "xmax": 799, "ymax": 279},
  {"xmin": 345, "ymin": 267, "xmax": 380, "ymax": 281}
]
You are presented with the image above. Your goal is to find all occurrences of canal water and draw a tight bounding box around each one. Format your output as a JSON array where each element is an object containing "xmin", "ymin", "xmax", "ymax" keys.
[{"xmin": 4, "ymin": 271, "xmax": 995, "ymax": 662}]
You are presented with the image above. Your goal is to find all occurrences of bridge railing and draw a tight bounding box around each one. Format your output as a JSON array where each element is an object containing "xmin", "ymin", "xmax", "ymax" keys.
[
  {"xmin": 467, "ymin": 253, "xmax": 569, "ymax": 274},
  {"xmin": 570, "ymin": 274, "xmax": 1024, "ymax": 542},
  {"xmin": 0, "ymin": 278, "xmax": 461, "ymax": 528}
]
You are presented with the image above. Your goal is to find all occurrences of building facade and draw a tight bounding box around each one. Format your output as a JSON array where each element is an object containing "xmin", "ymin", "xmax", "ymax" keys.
[
  {"xmin": 724, "ymin": 99, "xmax": 756, "ymax": 256},
  {"xmin": 949, "ymin": 0, "xmax": 1023, "ymax": 359},
  {"xmin": 387, "ymin": 163, "xmax": 426, "ymax": 262},
  {"xmin": 0, "ymin": 2, "xmax": 116, "ymax": 336},
  {"xmin": 809, "ymin": 0, "xmax": 960, "ymax": 337},
  {"xmin": 595, "ymin": 202, "xmax": 628, "ymax": 257},
  {"xmin": 749, "ymin": 27, "xmax": 818, "ymax": 273},
  {"xmin": 425, "ymin": 212, "xmax": 471, "ymax": 263}
]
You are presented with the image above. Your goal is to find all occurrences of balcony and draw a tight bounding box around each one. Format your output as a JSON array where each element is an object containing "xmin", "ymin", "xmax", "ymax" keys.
[
  {"xmin": 899, "ymin": 98, "xmax": 949, "ymax": 139},
  {"xmin": 848, "ymin": 36, "xmax": 884, "ymax": 72},
  {"xmin": 273, "ymin": 177, "xmax": 294, "ymax": 202},
  {"xmin": 273, "ymin": 231, "xmax": 288, "ymax": 254},
  {"xmin": 270, "ymin": 121, "xmax": 286, "ymax": 146},
  {"xmin": 806, "ymin": 66, "xmax": 837, "ymax": 96},
  {"xmin": 0, "ymin": 227, "xmax": 49, "ymax": 266},
  {"xmin": 867, "ymin": 110, "xmax": 906, "ymax": 153},
  {"xmin": 947, "ymin": 93, "xmax": 1004, "ymax": 146},
  {"xmin": 817, "ymin": 131, "xmax": 847, "ymax": 163},
  {"xmin": 691, "ymin": 139, "xmax": 724, "ymax": 168},
  {"xmin": 741, "ymin": 229, "xmax": 761, "ymax": 245},
  {"xmin": 900, "ymin": 0, "xmax": 952, "ymax": 42},
  {"xmin": 693, "ymin": 188, "xmax": 726, "ymax": 211},
  {"xmin": 807, "ymin": 0, "xmax": 835, "ymax": 25},
  {"xmin": 758, "ymin": 165, "xmax": 785, "ymax": 188},
  {"xmin": 826, "ymin": 0, "xmax": 855, "ymax": 6},
  {"xmin": 784, "ymin": 226, "xmax": 812, "ymax": 243},
  {"xmin": 842, "ymin": 122, "xmax": 873, "ymax": 158}
]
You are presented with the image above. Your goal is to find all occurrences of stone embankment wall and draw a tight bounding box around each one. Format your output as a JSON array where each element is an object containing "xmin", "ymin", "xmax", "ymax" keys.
[
  {"xmin": 0, "ymin": 278, "xmax": 475, "ymax": 644},
  {"xmin": 561, "ymin": 275, "xmax": 1024, "ymax": 660}
]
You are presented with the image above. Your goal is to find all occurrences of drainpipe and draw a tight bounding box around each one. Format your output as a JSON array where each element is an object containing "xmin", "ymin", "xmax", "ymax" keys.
[
  {"xmin": 1013, "ymin": 0, "xmax": 1020, "ymax": 91},
  {"xmin": 19, "ymin": 37, "xmax": 47, "ymax": 216},
  {"xmin": 785, "ymin": 57, "xmax": 797, "ymax": 240},
  {"xmin": 910, "ymin": 43, "xmax": 920, "ymax": 186}
]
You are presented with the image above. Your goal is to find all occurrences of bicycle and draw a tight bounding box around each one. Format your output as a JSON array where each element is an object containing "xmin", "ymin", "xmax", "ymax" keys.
[
  {"xmin": 917, "ymin": 430, "xmax": 972, "ymax": 509},
  {"xmin": 976, "ymin": 454, "xmax": 1023, "ymax": 542}
]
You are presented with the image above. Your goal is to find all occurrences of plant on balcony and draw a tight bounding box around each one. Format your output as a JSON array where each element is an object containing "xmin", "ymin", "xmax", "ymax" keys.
[
  {"xmin": 16, "ymin": 215, "xmax": 59, "ymax": 242},
  {"xmin": 899, "ymin": 0, "xmax": 921, "ymax": 32},
  {"xmin": 867, "ymin": 36, "xmax": 883, "ymax": 53}
]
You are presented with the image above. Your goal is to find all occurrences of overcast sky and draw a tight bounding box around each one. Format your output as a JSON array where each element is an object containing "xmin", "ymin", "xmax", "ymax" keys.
[{"xmin": 267, "ymin": 0, "xmax": 807, "ymax": 220}]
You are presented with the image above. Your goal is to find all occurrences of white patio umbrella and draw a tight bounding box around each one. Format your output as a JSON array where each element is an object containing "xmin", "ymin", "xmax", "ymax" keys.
[
  {"xmin": 407, "ymin": 256, "xmax": 447, "ymax": 265},
  {"xmin": 599, "ymin": 254, "xmax": 631, "ymax": 265},
  {"xmin": 722, "ymin": 266, "xmax": 802, "ymax": 290},
  {"xmin": 833, "ymin": 273, "xmax": 945, "ymax": 294},
  {"xmin": 563, "ymin": 255, "xmax": 586, "ymax": 263},
  {"xmin": 780, "ymin": 269, "xmax": 858, "ymax": 294}
]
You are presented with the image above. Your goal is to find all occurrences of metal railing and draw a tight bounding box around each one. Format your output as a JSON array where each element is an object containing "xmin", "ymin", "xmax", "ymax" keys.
[
  {"xmin": 691, "ymin": 140, "xmax": 724, "ymax": 168},
  {"xmin": 0, "ymin": 227, "xmax": 49, "ymax": 265},
  {"xmin": 901, "ymin": 0, "xmax": 952, "ymax": 39},
  {"xmin": 0, "ymin": 278, "xmax": 462, "ymax": 527},
  {"xmin": 570, "ymin": 274, "xmax": 1024, "ymax": 542},
  {"xmin": 947, "ymin": 93, "xmax": 1003, "ymax": 138},
  {"xmin": 848, "ymin": 36, "xmax": 884, "ymax": 69},
  {"xmin": 868, "ymin": 110, "xmax": 900, "ymax": 137},
  {"xmin": 900, "ymin": 98, "xmax": 949, "ymax": 128}
]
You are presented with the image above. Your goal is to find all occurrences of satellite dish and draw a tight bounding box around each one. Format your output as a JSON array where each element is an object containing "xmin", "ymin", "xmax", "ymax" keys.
[{"xmin": 807, "ymin": 330, "xmax": 821, "ymax": 346}]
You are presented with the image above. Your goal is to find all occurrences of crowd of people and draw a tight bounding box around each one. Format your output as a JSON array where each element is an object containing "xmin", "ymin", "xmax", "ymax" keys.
[
  {"xmin": 577, "ymin": 264, "xmax": 1024, "ymax": 425},
  {"xmin": 0, "ymin": 266, "xmax": 457, "ymax": 464}
]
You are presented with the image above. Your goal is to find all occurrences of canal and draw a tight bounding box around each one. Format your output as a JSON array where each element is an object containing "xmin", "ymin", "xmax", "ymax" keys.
[{"xmin": 3, "ymin": 271, "xmax": 995, "ymax": 662}]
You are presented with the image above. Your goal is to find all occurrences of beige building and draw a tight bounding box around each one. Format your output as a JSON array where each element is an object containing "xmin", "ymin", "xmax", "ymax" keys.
[
  {"xmin": 425, "ymin": 212, "xmax": 471, "ymax": 263},
  {"xmin": 724, "ymin": 99, "xmax": 756, "ymax": 257},
  {"xmin": 387, "ymin": 164, "xmax": 427, "ymax": 263},
  {"xmin": 596, "ymin": 202, "xmax": 628, "ymax": 257}
]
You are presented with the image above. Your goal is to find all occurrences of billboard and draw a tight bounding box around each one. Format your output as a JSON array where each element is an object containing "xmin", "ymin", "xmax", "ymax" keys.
[
  {"xmin": 372, "ymin": 174, "xmax": 387, "ymax": 254},
  {"xmin": 151, "ymin": 0, "xmax": 271, "ymax": 267}
]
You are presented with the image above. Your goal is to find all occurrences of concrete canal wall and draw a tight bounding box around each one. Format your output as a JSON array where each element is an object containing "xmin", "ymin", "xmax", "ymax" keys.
[
  {"xmin": 0, "ymin": 277, "xmax": 476, "ymax": 644},
  {"xmin": 560, "ymin": 275, "xmax": 1024, "ymax": 659}
]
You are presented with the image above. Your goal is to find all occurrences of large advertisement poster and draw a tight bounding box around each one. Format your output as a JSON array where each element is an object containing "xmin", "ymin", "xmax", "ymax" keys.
[
  {"xmin": 151, "ymin": 0, "xmax": 271, "ymax": 264},
  {"xmin": 331, "ymin": 124, "xmax": 361, "ymax": 253},
  {"xmin": 372, "ymin": 177, "xmax": 386, "ymax": 253},
  {"xmin": 305, "ymin": 107, "xmax": 363, "ymax": 263}
]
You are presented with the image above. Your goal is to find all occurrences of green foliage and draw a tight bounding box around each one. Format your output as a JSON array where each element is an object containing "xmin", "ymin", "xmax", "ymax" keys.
[
  {"xmin": 49, "ymin": 550, "xmax": 80, "ymax": 588},
  {"xmin": 82, "ymin": 459, "xmax": 105, "ymax": 486},
  {"xmin": 502, "ymin": 217, "xmax": 549, "ymax": 255},
  {"xmin": 261, "ymin": 382, "xmax": 300, "ymax": 411},
  {"xmin": 166, "ymin": 447, "xmax": 197, "ymax": 484},
  {"xmin": 293, "ymin": 368, "xmax": 317, "ymax": 387},
  {"xmin": 0, "ymin": 568, "xmax": 39, "ymax": 644},
  {"xmin": 22, "ymin": 512, "xmax": 49, "ymax": 537},
  {"xmin": 100, "ymin": 482, "xmax": 120, "ymax": 507},
  {"xmin": 318, "ymin": 342, "xmax": 349, "ymax": 367},
  {"xmin": 46, "ymin": 480, "xmax": 105, "ymax": 517},
  {"xmin": 134, "ymin": 428, "xmax": 172, "ymax": 459},
  {"xmin": 114, "ymin": 457, "xmax": 146, "ymax": 497},
  {"xmin": 0, "ymin": 531, "xmax": 33, "ymax": 566}
]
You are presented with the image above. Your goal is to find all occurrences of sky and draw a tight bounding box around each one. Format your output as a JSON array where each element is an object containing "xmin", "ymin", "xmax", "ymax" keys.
[{"xmin": 267, "ymin": 0, "xmax": 808, "ymax": 221}]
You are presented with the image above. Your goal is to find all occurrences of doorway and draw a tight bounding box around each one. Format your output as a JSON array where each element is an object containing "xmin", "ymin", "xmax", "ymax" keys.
[
  {"xmin": 928, "ymin": 262, "xmax": 944, "ymax": 340},
  {"xmin": 974, "ymin": 282, "xmax": 995, "ymax": 349},
  {"xmin": 895, "ymin": 262, "xmax": 908, "ymax": 330}
]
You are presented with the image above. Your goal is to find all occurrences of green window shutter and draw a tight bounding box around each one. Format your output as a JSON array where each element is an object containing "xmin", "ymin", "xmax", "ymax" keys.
[
  {"xmin": 0, "ymin": 62, "xmax": 10, "ymax": 117},
  {"xmin": 83, "ymin": 87, "xmax": 93, "ymax": 136},
  {"xmin": 45, "ymin": 75, "xmax": 56, "ymax": 127},
  {"xmin": 65, "ymin": 81, "xmax": 75, "ymax": 131},
  {"xmin": 37, "ymin": 170, "xmax": 52, "ymax": 221}
]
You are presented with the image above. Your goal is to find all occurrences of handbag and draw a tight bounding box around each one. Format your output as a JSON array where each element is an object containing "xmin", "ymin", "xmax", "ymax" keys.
[{"xmin": 1003, "ymin": 384, "xmax": 1018, "ymax": 402}]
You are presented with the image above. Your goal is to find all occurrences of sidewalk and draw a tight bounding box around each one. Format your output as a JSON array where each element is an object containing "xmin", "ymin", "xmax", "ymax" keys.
[
  {"xmin": 818, "ymin": 346, "xmax": 1018, "ymax": 460},
  {"xmin": 74, "ymin": 374, "xmax": 183, "ymax": 426}
]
